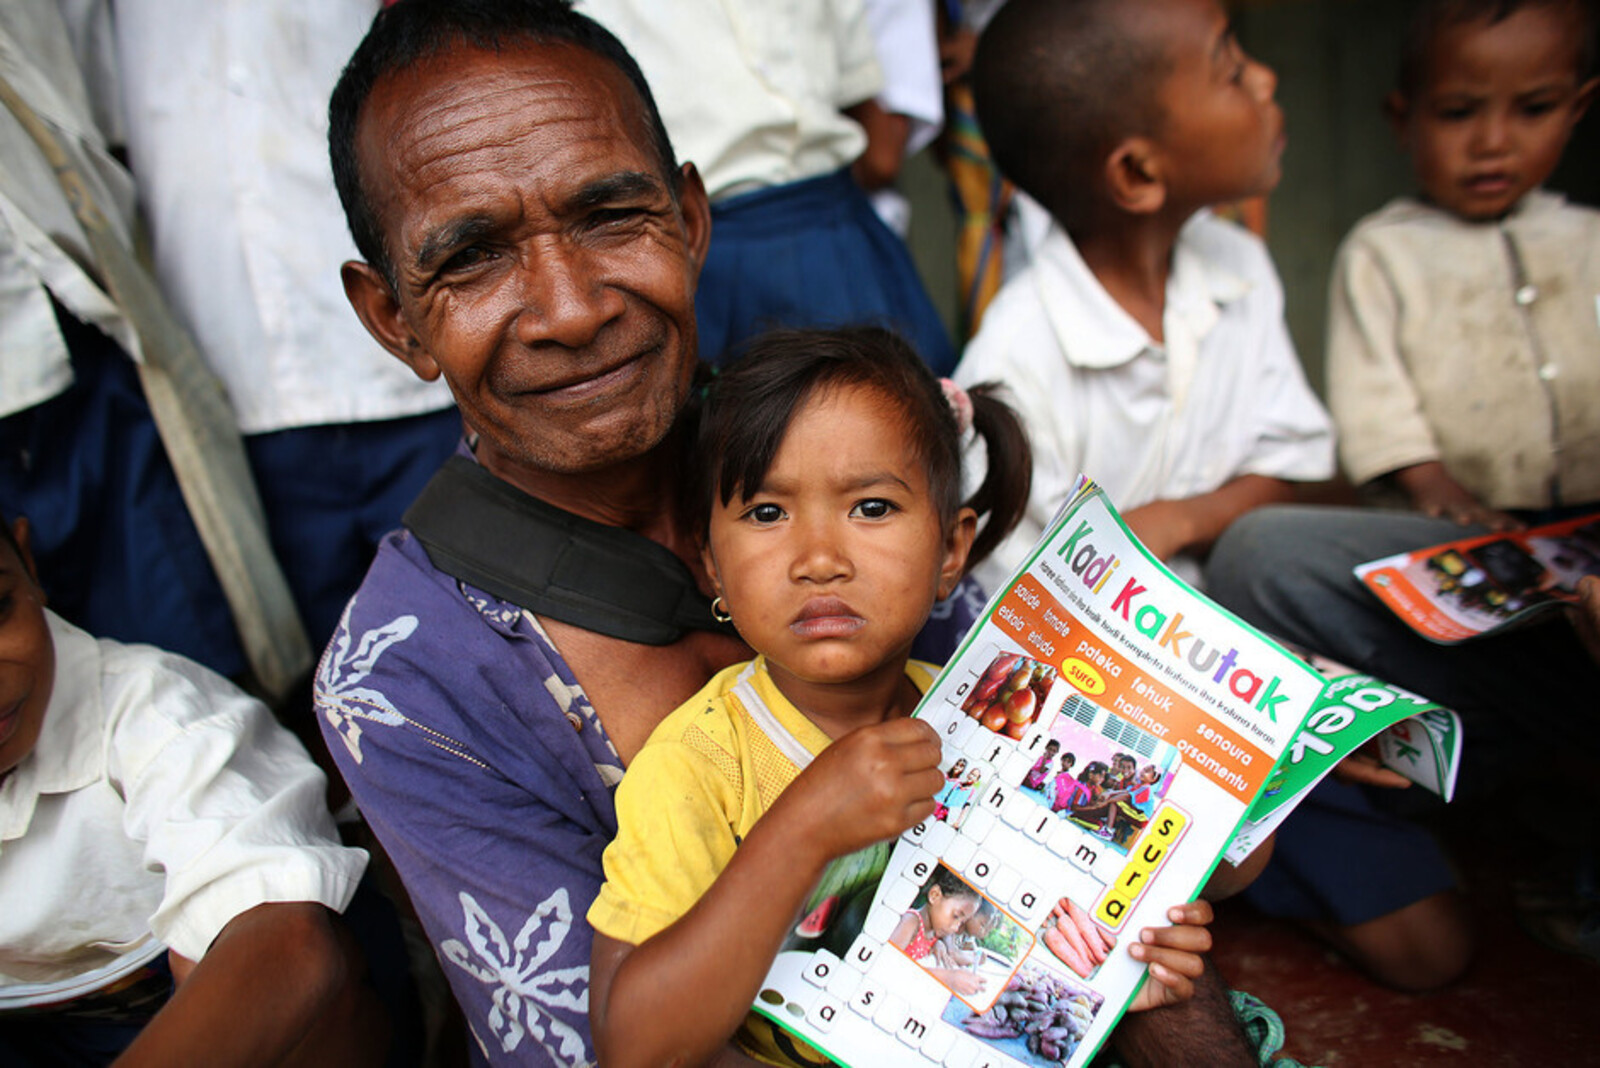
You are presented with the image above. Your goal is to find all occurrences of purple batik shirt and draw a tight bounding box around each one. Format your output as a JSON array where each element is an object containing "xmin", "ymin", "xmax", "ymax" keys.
[
  {"xmin": 316, "ymin": 529, "xmax": 621, "ymax": 1066},
  {"xmin": 314, "ymin": 511, "xmax": 988, "ymax": 1066}
]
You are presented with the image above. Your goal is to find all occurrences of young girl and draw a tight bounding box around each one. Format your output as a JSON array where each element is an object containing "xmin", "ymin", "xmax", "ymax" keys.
[
  {"xmin": 891, "ymin": 868, "xmax": 988, "ymax": 996},
  {"xmin": 585, "ymin": 327, "xmax": 1214, "ymax": 1068},
  {"xmin": 1022, "ymin": 738, "xmax": 1060, "ymax": 791},
  {"xmin": 1050, "ymin": 751, "xmax": 1084, "ymax": 813}
]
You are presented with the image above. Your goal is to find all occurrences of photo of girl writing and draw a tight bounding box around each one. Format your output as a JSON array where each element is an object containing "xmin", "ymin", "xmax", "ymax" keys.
[{"xmin": 586, "ymin": 327, "xmax": 1216, "ymax": 1068}]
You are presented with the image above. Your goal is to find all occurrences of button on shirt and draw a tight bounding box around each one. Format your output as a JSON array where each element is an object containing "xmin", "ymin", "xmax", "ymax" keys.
[{"xmin": 956, "ymin": 212, "xmax": 1334, "ymax": 591}]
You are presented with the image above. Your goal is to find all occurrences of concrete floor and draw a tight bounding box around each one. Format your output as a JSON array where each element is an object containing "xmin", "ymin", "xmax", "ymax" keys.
[{"xmin": 1210, "ymin": 807, "xmax": 1600, "ymax": 1067}]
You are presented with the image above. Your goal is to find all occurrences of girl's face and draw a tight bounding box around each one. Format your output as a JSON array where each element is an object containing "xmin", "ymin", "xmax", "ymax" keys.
[
  {"xmin": 703, "ymin": 384, "xmax": 976, "ymax": 712},
  {"xmin": 1086, "ymin": 767, "xmax": 1104, "ymax": 785},
  {"xmin": 1060, "ymin": 755, "xmax": 1074, "ymax": 771},
  {"xmin": 949, "ymin": 759, "xmax": 967, "ymax": 777},
  {"xmin": 927, "ymin": 885, "xmax": 981, "ymax": 938}
]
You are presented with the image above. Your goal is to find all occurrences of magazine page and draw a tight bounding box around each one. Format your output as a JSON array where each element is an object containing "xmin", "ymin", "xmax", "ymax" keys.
[
  {"xmin": 750, "ymin": 478, "xmax": 1332, "ymax": 1068},
  {"xmin": 1353, "ymin": 512, "xmax": 1600, "ymax": 644},
  {"xmin": 1222, "ymin": 650, "xmax": 1462, "ymax": 865}
]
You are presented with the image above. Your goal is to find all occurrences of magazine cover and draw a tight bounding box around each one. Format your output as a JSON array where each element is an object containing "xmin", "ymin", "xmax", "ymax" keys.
[
  {"xmin": 750, "ymin": 478, "xmax": 1459, "ymax": 1068},
  {"xmin": 1353, "ymin": 512, "xmax": 1600, "ymax": 643}
]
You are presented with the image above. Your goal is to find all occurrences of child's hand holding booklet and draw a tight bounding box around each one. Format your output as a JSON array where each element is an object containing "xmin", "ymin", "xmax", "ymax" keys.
[{"xmin": 753, "ymin": 476, "xmax": 1461, "ymax": 1068}]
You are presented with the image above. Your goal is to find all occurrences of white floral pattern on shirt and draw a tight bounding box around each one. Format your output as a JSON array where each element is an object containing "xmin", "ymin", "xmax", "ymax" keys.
[
  {"xmin": 315, "ymin": 597, "xmax": 416, "ymax": 764},
  {"xmin": 441, "ymin": 890, "xmax": 591, "ymax": 1064}
]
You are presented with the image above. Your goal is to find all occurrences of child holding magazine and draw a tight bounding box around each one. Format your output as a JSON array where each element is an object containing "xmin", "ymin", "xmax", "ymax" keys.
[{"xmin": 586, "ymin": 327, "xmax": 1218, "ymax": 1068}]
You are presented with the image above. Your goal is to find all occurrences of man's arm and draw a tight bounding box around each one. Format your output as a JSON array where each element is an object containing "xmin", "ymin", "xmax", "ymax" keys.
[
  {"xmin": 118, "ymin": 903, "xmax": 385, "ymax": 1068},
  {"xmin": 1122, "ymin": 474, "xmax": 1296, "ymax": 562}
]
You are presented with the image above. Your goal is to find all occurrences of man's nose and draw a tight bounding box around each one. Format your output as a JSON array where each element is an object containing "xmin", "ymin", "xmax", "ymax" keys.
[{"xmin": 512, "ymin": 242, "xmax": 625, "ymax": 347}]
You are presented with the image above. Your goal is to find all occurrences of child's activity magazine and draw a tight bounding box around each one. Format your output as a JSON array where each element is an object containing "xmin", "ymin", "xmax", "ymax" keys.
[
  {"xmin": 1354, "ymin": 512, "xmax": 1600, "ymax": 644},
  {"xmin": 752, "ymin": 476, "xmax": 1460, "ymax": 1068}
]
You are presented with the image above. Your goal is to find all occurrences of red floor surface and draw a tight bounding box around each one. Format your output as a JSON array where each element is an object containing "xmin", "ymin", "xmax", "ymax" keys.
[{"xmin": 1210, "ymin": 810, "xmax": 1600, "ymax": 1067}]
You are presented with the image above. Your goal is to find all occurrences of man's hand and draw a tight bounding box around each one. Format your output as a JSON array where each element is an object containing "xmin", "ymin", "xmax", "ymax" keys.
[
  {"xmin": 1126, "ymin": 900, "xmax": 1214, "ymax": 1012},
  {"xmin": 1395, "ymin": 461, "xmax": 1521, "ymax": 530},
  {"xmin": 766, "ymin": 718, "xmax": 945, "ymax": 866}
]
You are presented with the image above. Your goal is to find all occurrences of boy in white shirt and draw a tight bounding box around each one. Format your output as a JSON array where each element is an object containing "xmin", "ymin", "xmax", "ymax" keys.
[{"xmin": 0, "ymin": 513, "xmax": 383, "ymax": 1065}]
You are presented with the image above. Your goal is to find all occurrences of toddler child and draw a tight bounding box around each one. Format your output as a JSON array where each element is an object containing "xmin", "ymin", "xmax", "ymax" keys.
[
  {"xmin": 1327, "ymin": 0, "xmax": 1600, "ymax": 529},
  {"xmin": 585, "ymin": 327, "xmax": 1216, "ymax": 1067},
  {"xmin": 0, "ymin": 514, "xmax": 380, "ymax": 1064}
]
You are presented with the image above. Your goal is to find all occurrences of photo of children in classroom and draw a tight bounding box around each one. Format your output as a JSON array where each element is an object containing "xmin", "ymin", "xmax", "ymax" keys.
[
  {"xmin": 1015, "ymin": 697, "xmax": 1181, "ymax": 852},
  {"xmin": 888, "ymin": 864, "xmax": 1032, "ymax": 1013}
]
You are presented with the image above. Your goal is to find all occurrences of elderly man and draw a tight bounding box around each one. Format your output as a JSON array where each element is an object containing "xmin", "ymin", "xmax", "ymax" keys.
[{"xmin": 317, "ymin": 2, "xmax": 1257, "ymax": 1064}]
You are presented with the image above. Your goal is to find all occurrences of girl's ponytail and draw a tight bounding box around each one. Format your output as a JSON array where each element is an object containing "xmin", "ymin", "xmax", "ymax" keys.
[{"xmin": 962, "ymin": 382, "xmax": 1032, "ymax": 574}]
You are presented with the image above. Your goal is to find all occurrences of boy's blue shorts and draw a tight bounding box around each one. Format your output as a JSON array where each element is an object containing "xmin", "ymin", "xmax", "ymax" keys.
[
  {"xmin": 0, "ymin": 305, "xmax": 246, "ymax": 677},
  {"xmin": 1242, "ymin": 777, "xmax": 1457, "ymax": 926}
]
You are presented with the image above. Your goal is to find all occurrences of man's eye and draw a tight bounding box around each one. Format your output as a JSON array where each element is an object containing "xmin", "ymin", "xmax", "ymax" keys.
[
  {"xmin": 851, "ymin": 498, "xmax": 896, "ymax": 520},
  {"xmin": 440, "ymin": 246, "xmax": 493, "ymax": 275}
]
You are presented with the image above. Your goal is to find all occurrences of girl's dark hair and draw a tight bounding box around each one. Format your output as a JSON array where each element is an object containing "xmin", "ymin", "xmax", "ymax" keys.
[
  {"xmin": 928, "ymin": 865, "xmax": 981, "ymax": 902},
  {"xmin": 694, "ymin": 326, "xmax": 1031, "ymax": 574}
]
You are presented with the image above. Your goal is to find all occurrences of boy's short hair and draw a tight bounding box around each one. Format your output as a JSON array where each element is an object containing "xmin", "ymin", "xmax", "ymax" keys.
[
  {"xmin": 972, "ymin": 0, "xmax": 1172, "ymax": 218},
  {"xmin": 1397, "ymin": 0, "xmax": 1597, "ymax": 96}
]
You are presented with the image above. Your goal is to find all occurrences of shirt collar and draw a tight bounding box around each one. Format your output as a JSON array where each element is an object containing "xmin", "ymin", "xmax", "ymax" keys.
[
  {"xmin": 0, "ymin": 611, "xmax": 106, "ymax": 842},
  {"xmin": 1035, "ymin": 211, "xmax": 1253, "ymax": 371}
]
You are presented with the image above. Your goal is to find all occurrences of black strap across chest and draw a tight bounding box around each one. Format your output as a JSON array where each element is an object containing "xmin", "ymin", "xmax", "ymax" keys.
[{"xmin": 402, "ymin": 456, "xmax": 734, "ymax": 645}]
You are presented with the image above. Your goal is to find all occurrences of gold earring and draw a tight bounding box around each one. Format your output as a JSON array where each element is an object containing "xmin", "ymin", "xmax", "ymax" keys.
[{"xmin": 711, "ymin": 596, "xmax": 733, "ymax": 624}]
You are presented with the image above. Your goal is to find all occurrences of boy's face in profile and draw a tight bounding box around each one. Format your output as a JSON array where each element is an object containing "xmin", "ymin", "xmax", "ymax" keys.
[
  {"xmin": 1146, "ymin": 0, "xmax": 1286, "ymax": 209},
  {"xmin": 0, "ymin": 520, "xmax": 54, "ymax": 779},
  {"xmin": 1395, "ymin": 4, "xmax": 1596, "ymax": 221}
]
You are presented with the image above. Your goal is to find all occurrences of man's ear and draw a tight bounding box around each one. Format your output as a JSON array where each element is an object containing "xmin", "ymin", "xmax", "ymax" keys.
[
  {"xmin": 1384, "ymin": 91, "xmax": 1412, "ymax": 148},
  {"xmin": 676, "ymin": 162, "xmax": 713, "ymax": 280},
  {"xmin": 1104, "ymin": 137, "xmax": 1165, "ymax": 215},
  {"xmin": 938, "ymin": 508, "xmax": 979, "ymax": 601},
  {"xmin": 341, "ymin": 260, "xmax": 441, "ymax": 382}
]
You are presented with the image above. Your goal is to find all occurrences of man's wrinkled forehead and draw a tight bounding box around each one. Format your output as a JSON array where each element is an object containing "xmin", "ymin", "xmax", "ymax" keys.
[{"xmin": 356, "ymin": 37, "xmax": 670, "ymax": 229}]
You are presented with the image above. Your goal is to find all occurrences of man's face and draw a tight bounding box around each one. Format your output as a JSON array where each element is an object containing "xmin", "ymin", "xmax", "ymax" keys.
[
  {"xmin": 346, "ymin": 40, "xmax": 709, "ymax": 484},
  {"xmin": 1146, "ymin": 0, "xmax": 1286, "ymax": 208},
  {"xmin": 1397, "ymin": 6, "xmax": 1593, "ymax": 221}
]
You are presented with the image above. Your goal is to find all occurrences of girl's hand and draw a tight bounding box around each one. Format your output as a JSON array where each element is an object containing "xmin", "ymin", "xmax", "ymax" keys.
[
  {"xmin": 768, "ymin": 718, "xmax": 945, "ymax": 865},
  {"xmin": 1127, "ymin": 900, "xmax": 1214, "ymax": 1013}
]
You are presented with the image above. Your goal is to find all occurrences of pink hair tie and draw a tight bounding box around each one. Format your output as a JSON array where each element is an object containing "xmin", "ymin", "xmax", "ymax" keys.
[{"xmin": 940, "ymin": 378, "xmax": 975, "ymax": 435}]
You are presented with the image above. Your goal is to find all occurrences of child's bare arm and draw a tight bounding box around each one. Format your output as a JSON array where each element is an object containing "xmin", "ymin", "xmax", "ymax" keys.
[
  {"xmin": 590, "ymin": 718, "xmax": 944, "ymax": 1068},
  {"xmin": 116, "ymin": 902, "xmax": 385, "ymax": 1068},
  {"xmin": 1393, "ymin": 461, "xmax": 1522, "ymax": 530},
  {"xmin": 1122, "ymin": 474, "xmax": 1296, "ymax": 561}
]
